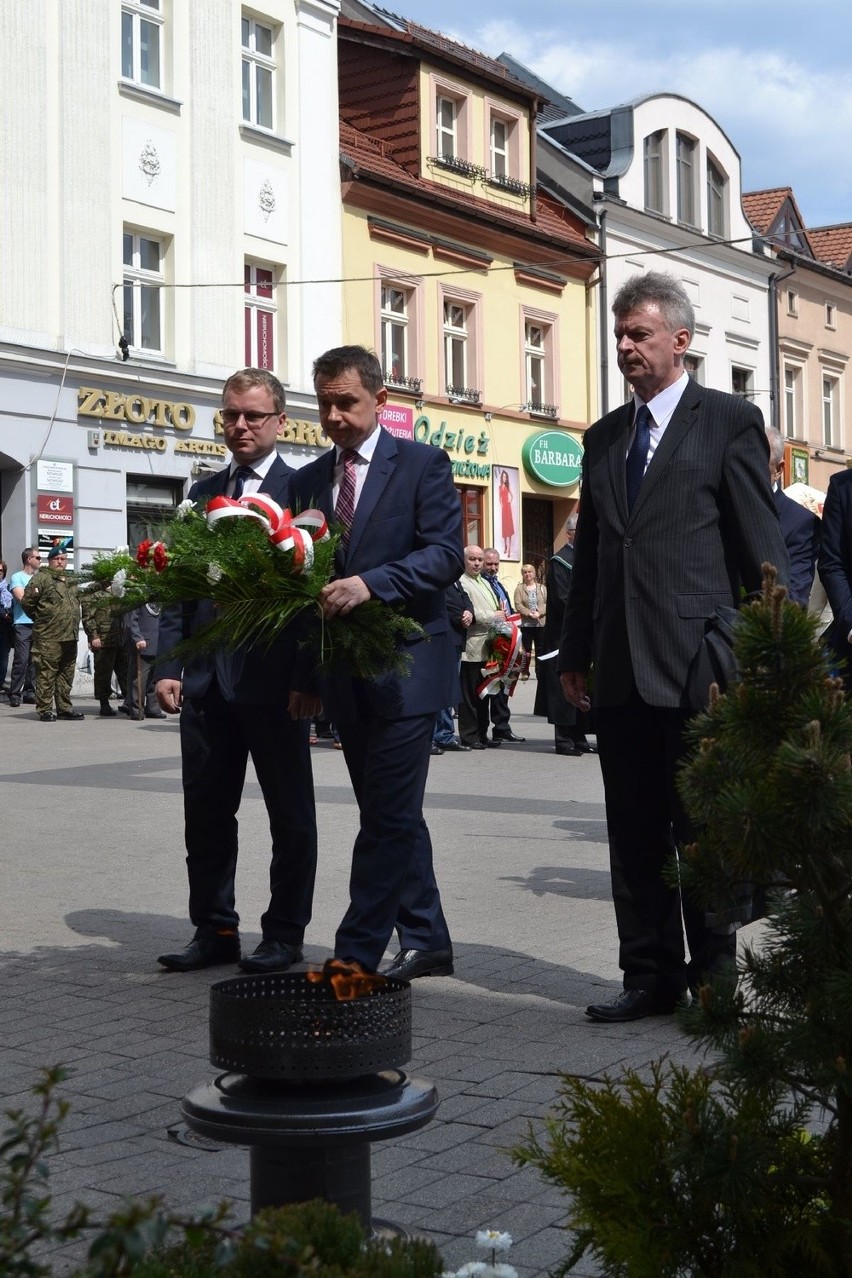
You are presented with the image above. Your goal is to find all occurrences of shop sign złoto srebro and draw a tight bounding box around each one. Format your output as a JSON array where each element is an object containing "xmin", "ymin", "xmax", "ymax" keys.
[{"xmin": 522, "ymin": 429, "xmax": 583, "ymax": 488}]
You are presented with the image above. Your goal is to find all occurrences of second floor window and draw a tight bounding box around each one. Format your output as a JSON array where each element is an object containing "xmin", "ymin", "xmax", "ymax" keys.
[
  {"xmin": 122, "ymin": 0, "xmax": 162, "ymax": 89},
  {"xmin": 731, "ymin": 366, "xmax": 754, "ymax": 400},
  {"xmin": 525, "ymin": 322, "xmax": 550, "ymax": 412},
  {"xmin": 823, "ymin": 376, "xmax": 839, "ymax": 448},
  {"xmin": 123, "ymin": 231, "xmax": 164, "ymax": 353},
  {"xmin": 444, "ymin": 301, "xmax": 468, "ymax": 394},
  {"xmin": 643, "ymin": 130, "xmax": 665, "ymax": 214},
  {"xmin": 784, "ymin": 366, "xmax": 799, "ymax": 439},
  {"xmin": 244, "ymin": 263, "xmax": 276, "ymax": 370},
  {"xmin": 242, "ymin": 15, "xmax": 275, "ymax": 130},
  {"xmin": 381, "ymin": 286, "xmax": 409, "ymax": 384},
  {"xmin": 437, "ymin": 96, "xmax": 457, "ymax": 160},
  {"xmin": 676, "ymin": 133, "xmax": 696, "ymax": 226}
]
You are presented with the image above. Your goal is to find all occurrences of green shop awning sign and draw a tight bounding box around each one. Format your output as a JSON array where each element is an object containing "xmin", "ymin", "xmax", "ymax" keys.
[{"xmin": 522, "ymin": 430, "xmax": 583, "ymax": 488}]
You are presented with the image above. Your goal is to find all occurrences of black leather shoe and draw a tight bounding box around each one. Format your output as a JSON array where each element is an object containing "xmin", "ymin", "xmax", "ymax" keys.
[
  {"xmin": 576, "ymin": 740, "xmax": 598, "ymax": 754},
  {"xmin": 493, "ymin": 730, "xmax": 525, "ymax": 743},
  {"xmin": 7, "ymin": 696, "xmax": 20, "ymax": 707},
  {"xmin": 585, "ymin": 989, "xmax": 682, "ymax": 1022},
  {"xmin": 440, "ymin": 740, "xmax": 471, "ymax": 752},
  {"xmin": 158, "ymin": 933, "xmax": 240, "ymax": 972},
  {"xmin": 238, "ymin": 939, "xmax": 303, "ymax": 974},
  {"xmin": 486, "ymin": 738, "xmax": 503, "ymax": 747},
  {"xmin": 146, "ymin": 709, "xmax": 168, "ymax": 719},
  {"xmin": 23, "ymin": 694, "xmax": 36, "ymax": 704},
  {"xmin": 468, "ymin": 741, "xmax": 487, "ymax": 750},
  {"xmin": 555, "ymin": 743, "xmax": 583, "ymax": 756},
  {"xmin": 384, "ymin": 947, "xmax": 454, "ymax": 980},
  {"xmin": 38, "ymin": 711, "xmax": 56, "ymax": 722},
  {"xmin": 57, "ymin": 710, "xmax": 84, "ymax": 720},
  {"xmin": 99, "ymin": 703, "xmax": 117, "ymax": 717},
  {"xmin": 430, "ymin": 743, "xmax": 444, "ymax": 756}
]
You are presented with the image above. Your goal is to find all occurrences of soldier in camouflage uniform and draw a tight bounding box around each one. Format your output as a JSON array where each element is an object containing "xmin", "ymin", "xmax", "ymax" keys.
[
  {"xmin": 22, "ymin": 542, "xmax": 83, "ymax": 722},
  {"xmin": 81, "ymin": 584, "xmax": 128, "ymax": 717}
]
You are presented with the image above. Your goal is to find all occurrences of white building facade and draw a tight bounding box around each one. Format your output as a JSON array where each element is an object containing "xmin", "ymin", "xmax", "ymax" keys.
[
  {"xmin": 0, "ymin": 0, "xmax": 341, "ymax": 563},
  {"xmin": 544, "ymin": 94, "xmax": 778, "ymax": 421}
]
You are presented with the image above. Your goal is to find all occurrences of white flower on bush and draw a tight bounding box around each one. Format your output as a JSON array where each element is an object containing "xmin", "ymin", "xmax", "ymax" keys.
[
  {"xmin": 176, "ymin": 499, "xmax": 195, "ymax": 520},
  {"xmin": 207, "ymin": 562, "xmax": 223, "ymax": 584},
  {"xmin": 109, "ymin": 568, "xmax": 127, "ymax": 598},
  {"xmin": 114, "ymin": 544, "xmax": 129, "ymax": 555},
  {"xmin": 442, "ymin": 1231, "xmax": 517, "ymax": 1278},
  {"xmin": 476, "ymin": 1232, "xmax": 512, "ymax": 1255}
]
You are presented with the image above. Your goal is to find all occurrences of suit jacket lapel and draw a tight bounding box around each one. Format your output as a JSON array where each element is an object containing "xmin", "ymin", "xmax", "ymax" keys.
[
  {"xmin": 607, "ymin": 404, "xmax": 633, "ymax": 526},
  {"xmin": 259, "ymin": 455, "xmax": 293, "ymax": 507}
]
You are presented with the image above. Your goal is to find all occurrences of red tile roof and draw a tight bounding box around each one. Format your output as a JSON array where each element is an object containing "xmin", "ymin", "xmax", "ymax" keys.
[
  {"xmin": 808, "ymin": 224, "xmax": 852, "ymax": 271},
  {"xmin": 741, "ymin": 187, "xmax": 791, "ymax": 235},
  {"xmin": 339, "ymin": 119, "xmax": 598, "ymax": 257},
  {"xmin": 339, "ymin": 15, "xmax": 538, "ymax": 104}
]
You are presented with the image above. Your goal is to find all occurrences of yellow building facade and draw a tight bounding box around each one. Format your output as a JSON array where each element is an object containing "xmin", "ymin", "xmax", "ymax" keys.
[{"xmin": 337, "ymin": 15, "xmax": 600, "ymax": 584}]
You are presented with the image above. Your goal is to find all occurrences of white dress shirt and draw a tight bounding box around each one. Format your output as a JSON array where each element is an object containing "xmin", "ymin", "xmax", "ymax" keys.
[
  {"xmin": 332, "ymin": 425, "xmax": 383, "ymax": 510},
  {"xmin": 626, "ymin": 370, "xmax": 690, "ymax": 474}
]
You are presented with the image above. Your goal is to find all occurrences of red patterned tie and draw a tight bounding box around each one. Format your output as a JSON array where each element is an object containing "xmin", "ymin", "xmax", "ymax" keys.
[{"xmin": 335, "ymin": 449, "xmax": 358, "ymax": 544}]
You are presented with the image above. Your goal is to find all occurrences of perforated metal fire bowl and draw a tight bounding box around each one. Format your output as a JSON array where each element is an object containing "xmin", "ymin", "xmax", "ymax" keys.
[
  {"xmin": 183, "ymin": 972, "xmax": 437, "ymax": 1230},
  {"xmin": 208, "ymin": 971, "xmax": 412, "ymax": 1081}
]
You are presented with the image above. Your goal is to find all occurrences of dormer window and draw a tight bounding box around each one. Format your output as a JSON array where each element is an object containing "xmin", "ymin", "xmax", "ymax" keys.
[
  {"xmin": 706, "ymin": 156, "xmax": 727, "ymax": 237},
  {"xmin": 437, "ymin": 96, "xmax": 457, "ymax": 160},
  {"xmin": 491, "ymin": 117, "xmax": 508, "ymax": 177},
  {"xmin": 643, "ymin": 130, "xmax": 666, "ymax": 215},
  {"xmin": 676, "ymin": 133, "xmax": 697, "ymax": 226}
]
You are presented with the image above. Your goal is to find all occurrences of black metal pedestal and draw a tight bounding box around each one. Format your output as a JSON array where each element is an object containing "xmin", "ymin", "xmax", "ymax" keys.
[{"xmin": 182, "ymin": 1068, "xmax": 439, "ymax": 1228}]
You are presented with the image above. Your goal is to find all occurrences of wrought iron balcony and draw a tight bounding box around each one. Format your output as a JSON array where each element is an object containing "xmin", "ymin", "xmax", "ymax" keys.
[
  {"xmin": 488, "ymin": 172, "xmax": 531, "ymax": 197},
  {"xmin": 525, "ymin": 401, "xmax": 559, "ymax": 419},
  {"xmin": 446, "ymin": 385, "xmax": 482, "ymax": 406},
  {"xmin": 430, "ymin": 154, "xmax": 486, "ymax": 181},
  {"xmin": 383, "ymin": 371, "xmax": 422, "ymax": 394}
]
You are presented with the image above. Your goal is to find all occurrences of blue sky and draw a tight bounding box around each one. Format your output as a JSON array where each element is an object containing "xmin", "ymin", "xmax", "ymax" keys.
[{"xmin": 381, "ymin": 0, "xmax": 852, "ymax": 229}]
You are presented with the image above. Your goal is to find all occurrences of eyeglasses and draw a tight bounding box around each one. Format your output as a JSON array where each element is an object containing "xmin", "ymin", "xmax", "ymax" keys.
[{"xmin": 220, "ymin": 409, "xmax": 279, "ymax": 427}]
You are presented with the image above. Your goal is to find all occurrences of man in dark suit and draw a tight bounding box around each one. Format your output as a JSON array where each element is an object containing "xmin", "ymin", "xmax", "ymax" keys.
[
  {"xmin": 156, "ymin": 368, "xmax": 319, "ymax": 974},
  {"xmin": 290, "ymin": 345, "xmax": 464, "ymax": 980},
  {"xmin": 534, "ymin": 515, "xmax": 596, "ymax": 756},
  {"xmin": 818, "ymin": 468, "xmax": 852, "ymax": 687},
  {"xmin": 766, "ymin": 427, "xmax": 819, "ymax": 606},
  {"xmin": 558, "ymin": 272, "xmax": 789, "ymax": 1023}
]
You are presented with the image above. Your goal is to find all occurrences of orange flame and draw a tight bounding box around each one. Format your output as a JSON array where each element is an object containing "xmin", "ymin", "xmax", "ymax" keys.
[{"xmin": 306, "ymin": 958, "xmax": 388, "ymax": 1001}]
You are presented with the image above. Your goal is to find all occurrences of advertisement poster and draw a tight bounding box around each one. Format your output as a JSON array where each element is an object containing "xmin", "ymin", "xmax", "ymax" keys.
[{"xmin": 492, "ymin": 465, "xmax": 519, "ymax": 561}]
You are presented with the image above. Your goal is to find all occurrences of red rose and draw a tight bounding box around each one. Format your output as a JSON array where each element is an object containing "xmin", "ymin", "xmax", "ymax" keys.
[
  {"xmin": 136, "ymin": 540, "xmax": 153, "ymax": 567},
  {"xmin": 152, "ymin": 542, "xmax": 169, "ymax": 572}
]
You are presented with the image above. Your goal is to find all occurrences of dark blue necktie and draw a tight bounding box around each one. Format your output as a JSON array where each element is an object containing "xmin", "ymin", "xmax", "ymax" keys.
[
  {"xmin": 230, "ymin": 465, "xmax": 254, "ymax": 499},
  {"xmin": 625, "ymin": 405, "xmax": 651, "ymax": 512}
]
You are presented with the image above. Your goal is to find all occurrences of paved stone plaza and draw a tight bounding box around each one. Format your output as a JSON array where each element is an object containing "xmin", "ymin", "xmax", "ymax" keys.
[{"xmin": 0, "ymin": 680, "xmax": 717, "ymax": 1276}]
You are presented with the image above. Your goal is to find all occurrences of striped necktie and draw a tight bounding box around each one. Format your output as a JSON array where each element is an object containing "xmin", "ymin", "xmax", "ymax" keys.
[{"xmin": 335, "ymin": 449, "xmax": 358, "ymax": 544}]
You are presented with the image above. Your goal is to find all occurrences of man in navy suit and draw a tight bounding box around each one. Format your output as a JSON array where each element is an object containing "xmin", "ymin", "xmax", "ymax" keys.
[
  {"xmin": 290, "ymin": 346, "xmax": 464, "ymax": 979},
  {"xmin": 559, "ymin": 273, "xmax": 789, "ymax": 1023},
  {"xmin": 156, "ymin": 368, "xmax": 319, "ymax": 974},
  {"xmin": 766, "ymin": 427, "xmax": 819, "ymax": 606}
]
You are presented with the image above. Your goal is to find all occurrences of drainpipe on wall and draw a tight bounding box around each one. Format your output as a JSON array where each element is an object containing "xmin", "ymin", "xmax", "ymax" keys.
[{"xmin": 597, "ymin": 206, "xmax": 608, "ymax": 417}]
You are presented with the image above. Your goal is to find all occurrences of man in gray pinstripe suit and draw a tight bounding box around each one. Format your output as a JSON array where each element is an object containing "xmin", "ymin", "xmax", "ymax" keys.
[{"xmin": 558, "ymin": 272, "xmax": 789, "ymax": 1023}]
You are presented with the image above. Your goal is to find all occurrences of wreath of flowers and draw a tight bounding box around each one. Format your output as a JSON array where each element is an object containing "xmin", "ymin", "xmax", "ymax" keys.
[
  {"xmin": 477, "ymin": 614, "xmax": 529, "ymax": 699},
  {"xmin": 77, "ymin": 495, "xmax": 422, "ymax": 681}
]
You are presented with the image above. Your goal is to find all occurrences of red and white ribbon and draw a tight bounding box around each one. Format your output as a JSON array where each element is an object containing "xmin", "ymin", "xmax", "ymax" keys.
[
  {"xmin": 205, "ymin": 497, "xmax": 329, "ymax": 575},
  {"xmin": 476, "ymin": 614, "xmax": 529, "ymax": 699}
]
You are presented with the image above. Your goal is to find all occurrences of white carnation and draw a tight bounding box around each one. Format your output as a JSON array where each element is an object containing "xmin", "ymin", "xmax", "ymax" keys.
[
  {"xmin": 207, "ymin": 562, "xmax": 223, "ymax": 584},
  {"xmin": 176, "ymin": 499, "xmax": 195, "ymax": 520},
  {"xmin": 109, "ymin": 568, "xmax": 127, "ymax": 598}
]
